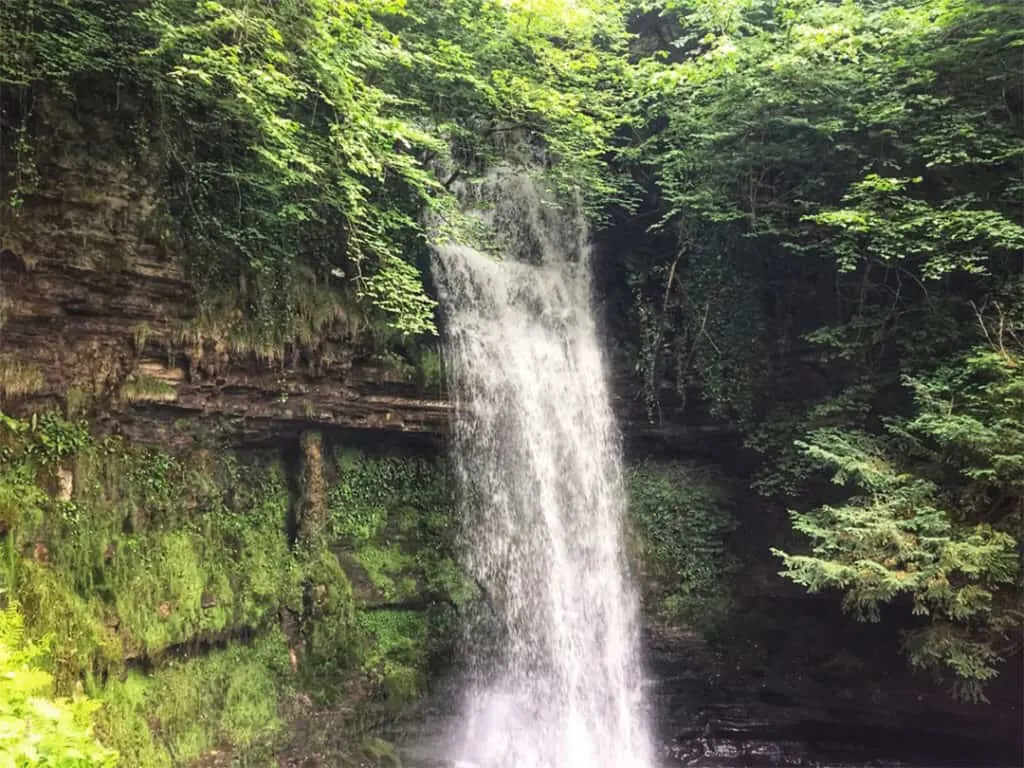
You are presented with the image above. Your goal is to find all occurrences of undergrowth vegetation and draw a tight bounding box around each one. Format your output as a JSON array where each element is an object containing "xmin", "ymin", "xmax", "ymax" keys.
[{"xmin": 0, "ymin": 602, "xmax": 117, "ymax": 766}]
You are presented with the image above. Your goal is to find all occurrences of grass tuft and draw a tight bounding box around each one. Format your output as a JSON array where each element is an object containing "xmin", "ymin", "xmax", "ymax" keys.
[
  {"xmin": 119, "ymin": 373, "xmax": 177, "ymax": 403},
  {"xmin": 0, "ymin": 356, "xmax": 44, "ymax": 398}
]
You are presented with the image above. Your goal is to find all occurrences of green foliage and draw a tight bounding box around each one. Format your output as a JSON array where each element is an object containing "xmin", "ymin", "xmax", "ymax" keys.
[
  {"xmin": 626, "ymin": 461, "xmax": 735, "ymax": 630},
  {"xmin": 2, "ymin": 0, "xmax": 1021, "ymax": 712},
  {"xmin": 135, "ymin": 0, "xmax": 444, "ymax": 339},
  {"xmin": 0, "ymin": 412, "xmax": 89, "ymax": 466},
  {"xmin": 328, "ymin": 450, "xmax": 450, "ymax": 553},
  {"xmin": 382, "ymin": 0, "xmax": 636, "ymax": 214},
  {"xmin": 0, "ymin": 602, "xmax": 117, "ymax": 768},
  {"xmin": 775, "ymin": 321, "xmax": 1024, "ymax": 699},
  {"xmin": 414, "ymin": 347, "xmax": 444, "ymax": 390},
  {"xmin": 1, "ymin": 0, "xmax": 637, "ymax": 351},
  {"xmin": 0, "ymin": 462, "xmax": 46, "ymax": 543},
  {"xmin": 615, "ymin": 0, "xmax": 1024, "ymax": 697},
  {"xmin": 625, "ymin": 0, "xmax": 1024, "ymax": 417},
  {"xmin": 93, "ymin": 673, "xmax": 168, "ymax": 768},
  {"xmin": 329, "ymin": 451, "xmax": 450, "ymax": 529}
]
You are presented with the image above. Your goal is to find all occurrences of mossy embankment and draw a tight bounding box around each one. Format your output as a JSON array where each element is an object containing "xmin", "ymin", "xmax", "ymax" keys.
[{"xmin": 0, "ymin": 410, "xmax": 469, "ymax": 766}]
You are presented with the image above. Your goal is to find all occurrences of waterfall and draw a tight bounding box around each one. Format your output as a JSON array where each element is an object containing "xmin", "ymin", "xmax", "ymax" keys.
[{"xmin": 432, "ymin": 174, "xmax": 653, "ymax": 768}]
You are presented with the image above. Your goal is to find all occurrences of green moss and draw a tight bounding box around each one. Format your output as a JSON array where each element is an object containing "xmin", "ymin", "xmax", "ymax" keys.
[
  {"xmin": 49, "ymin": 445, "xmax": 300, "ymax": 655},
  {"xmin": 72, "ymin": 438, "xmax": 191, "ymax": 532},
  {"xmin": 11, "ymin": 560, "xmax": 121, "ymax": 693},
  {"xmin": 325, "ymin": 447, "xmax": 468, "ymax": 701},
  {"xmin": 95, "ymin": 673, "xmax": 170, "ymax": 768},
  {"xmin": 328, "ymin": 491, "xmax": 387, "ymax": 544},
  {"xmin": 0, "ymin": 414, "xmax": 458, "ymax": 760},
  {"xmin": 327, "ymin": 449, "xmax": 463, "ymax": 603},
  {"xmin": 0, "ymin": 415, "xmax": 303, "ymax": 664},
  {"xmin": 422, "ymin": 555, "xmax": 478, "ymax": 606},
  {"xmin": 328, "ymin": 450, "xmax": 449, "ymax": 536},
  {"xmin": 355, "ymin": 545, "xmax": 417, "ymax": 601},
  {"xmin": 111, "ymin": 531, "xmax": 218, "ymax": 655},
  {"xmin": 234, "ymin": 523, "xmax": 302, "ymax": 621},
  {"xmin": 132, "ymin": 323, "xmax": 152, "ymax": 352},
  {"xmin": 380, "ymin": 664, "xmax": 421, "ymax": 709},
  {"xmin": 299, "ymin": 548, "xmax": 357, "ymax": 704},
  {"xmin": 355, "ymin": 610, "xmax": 427, "ymax": 708},
  {"xmin": 96, "ymin": 630, "xmax": 290, "ymax": 766},
  {"xmin": 356, "ymin": 611, "xmax": 426, "ymax": 669},
  {"xmin": 305, "ymin": 549, "xmax": 355, "ymax": 634}
]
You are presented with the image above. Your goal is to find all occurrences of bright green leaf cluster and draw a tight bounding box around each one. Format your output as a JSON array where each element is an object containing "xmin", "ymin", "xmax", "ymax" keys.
[{"xmin": 0, "ymin": 602, "xmax": 117, "ymax": 767}]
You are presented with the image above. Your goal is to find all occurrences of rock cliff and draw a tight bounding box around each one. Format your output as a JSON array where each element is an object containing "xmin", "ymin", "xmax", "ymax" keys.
[{"xmin": 0, "ymin": 99, "xmax": 451, "ymax": 442}]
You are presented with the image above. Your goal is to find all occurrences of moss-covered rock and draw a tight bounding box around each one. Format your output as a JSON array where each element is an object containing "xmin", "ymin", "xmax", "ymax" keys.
[
  {"xmin": 323, "ymin": 446, "xmax": 472, "ymax": 708},
  {"xmin": 627, "ymin": 460, "xmax": 736, "ymax": 634},
  {"xmin": 94, "ymin": 630, "xmax": 290, "ymax": 766},
  {"xmin": 0, "ymin": 411, "xmax": 463, "ymax": 765}
]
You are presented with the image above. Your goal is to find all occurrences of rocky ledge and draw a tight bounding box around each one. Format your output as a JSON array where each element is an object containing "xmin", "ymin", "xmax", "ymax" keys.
[{"xmin": 0, "ymin": 247, "xmax": 451, "ymax": 443}]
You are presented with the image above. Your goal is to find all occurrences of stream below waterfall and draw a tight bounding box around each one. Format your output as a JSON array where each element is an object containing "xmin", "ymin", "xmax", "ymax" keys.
[{"xmin": 384, "ymin": 639, "xmax": 1020, "ymax": 768}]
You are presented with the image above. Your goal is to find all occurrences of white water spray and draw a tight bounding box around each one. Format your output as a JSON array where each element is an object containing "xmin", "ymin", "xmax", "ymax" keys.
[{"xmin": 433, "ymin": 174, "xmax": 653, "ymax": 768}]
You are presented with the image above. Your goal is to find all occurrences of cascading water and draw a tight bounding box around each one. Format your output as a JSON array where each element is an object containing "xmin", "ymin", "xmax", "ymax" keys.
[{"xmin": 432, "ymin": 174, "xmax": 653, "ymax": 768}]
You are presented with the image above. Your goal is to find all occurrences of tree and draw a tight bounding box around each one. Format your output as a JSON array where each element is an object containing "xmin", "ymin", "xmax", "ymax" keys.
[{"xmin": 619, "ymin": 0, "xmax": 1024, "ymax": 696}]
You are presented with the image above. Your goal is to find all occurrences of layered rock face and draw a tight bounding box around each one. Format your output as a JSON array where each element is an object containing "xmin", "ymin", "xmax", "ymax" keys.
[
  {"xmin": 0, "ymin": 245, "xmax": 450, "ymax": 434},
  {"xmin": 0, "ymin": 99, "xmax": 450, "ymax": 442}
]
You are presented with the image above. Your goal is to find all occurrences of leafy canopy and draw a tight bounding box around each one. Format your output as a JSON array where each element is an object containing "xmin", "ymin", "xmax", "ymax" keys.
[{"xmin": 0, "ymin": 0, "xmax": 636, "ymax": 349}]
